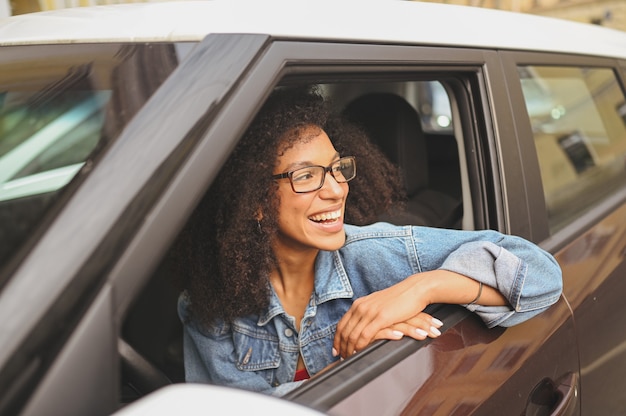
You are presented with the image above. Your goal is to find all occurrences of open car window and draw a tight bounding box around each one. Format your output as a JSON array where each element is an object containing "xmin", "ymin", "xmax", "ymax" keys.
[{"xmin": 121, "ymin": 73, "xmax": 473, "ymax": 406}]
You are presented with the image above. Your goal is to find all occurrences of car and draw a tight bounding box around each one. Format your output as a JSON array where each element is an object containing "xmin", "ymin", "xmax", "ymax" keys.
[{"xmin": 1, "ymin": 1, "xmax": 626, "ymax": 415}]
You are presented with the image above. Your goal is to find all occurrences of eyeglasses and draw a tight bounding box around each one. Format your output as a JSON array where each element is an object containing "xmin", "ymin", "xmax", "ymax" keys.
[{"xmin": 272, "ymin": 156, "xmax": 356, "ymax": 193}]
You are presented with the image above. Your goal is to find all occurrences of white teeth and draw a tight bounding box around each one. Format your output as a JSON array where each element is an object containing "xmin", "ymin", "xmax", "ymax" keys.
[{"xmin": 309, "ymin": 209, "xmax": 341, "ymax": 222}]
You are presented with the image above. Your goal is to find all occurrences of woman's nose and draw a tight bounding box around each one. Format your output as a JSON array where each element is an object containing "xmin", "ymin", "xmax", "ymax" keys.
[{"xmin": 320, "ymin": 171, "xmax": 346, "ymax": 197}]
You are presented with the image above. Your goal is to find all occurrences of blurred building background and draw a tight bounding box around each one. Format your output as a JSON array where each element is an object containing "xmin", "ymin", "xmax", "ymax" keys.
[
  {"xmin": 418, "ymin": 0, "xmax": 626, "ymax": 31},
  {"xmin": 2, "ymin": 0, "xmax": 626, "ymax": 32}
]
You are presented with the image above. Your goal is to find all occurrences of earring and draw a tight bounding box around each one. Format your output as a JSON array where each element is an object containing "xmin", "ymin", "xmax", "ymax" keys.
[{"xmin": 257, "ymin": 220, "xmax": 262, "ymax": 234}]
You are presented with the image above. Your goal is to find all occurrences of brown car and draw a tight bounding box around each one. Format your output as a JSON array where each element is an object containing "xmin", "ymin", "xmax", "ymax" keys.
[{"xmin": 1, "ymin": 2, "xmax": 625, "ymax": 415}]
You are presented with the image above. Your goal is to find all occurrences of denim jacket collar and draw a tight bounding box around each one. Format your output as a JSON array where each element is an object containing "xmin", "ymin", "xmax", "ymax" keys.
[{"xmin": 256, "ymin": 250, "xmax": 354, "ymax": 326}]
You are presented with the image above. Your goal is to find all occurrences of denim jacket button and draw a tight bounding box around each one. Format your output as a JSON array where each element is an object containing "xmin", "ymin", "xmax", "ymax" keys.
[{"xmin": 284, "ymin": 328, "xmax": 294, "ymax": 337}]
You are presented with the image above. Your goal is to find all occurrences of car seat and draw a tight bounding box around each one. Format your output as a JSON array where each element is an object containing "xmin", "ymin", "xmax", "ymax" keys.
[{"xmin": 343, "ymin": 92, "xmax": 461, "ymax": 228}]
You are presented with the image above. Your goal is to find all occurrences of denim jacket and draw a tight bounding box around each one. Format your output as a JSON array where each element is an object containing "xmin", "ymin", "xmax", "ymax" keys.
[{"xmin": 178, "ymin": 222, "xmax": 562, "ymax": 396}]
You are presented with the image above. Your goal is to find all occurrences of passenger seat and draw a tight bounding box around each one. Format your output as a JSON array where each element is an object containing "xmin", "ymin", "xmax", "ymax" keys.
[{"xmin": 343, "ymin": 93, "xmax": 461, "ymax": 228}]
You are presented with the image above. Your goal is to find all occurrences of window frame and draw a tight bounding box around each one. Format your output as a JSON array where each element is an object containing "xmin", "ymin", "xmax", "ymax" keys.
[{"xmin": 105, "ymin": 39, "xmax": 508, "ymax": 410}]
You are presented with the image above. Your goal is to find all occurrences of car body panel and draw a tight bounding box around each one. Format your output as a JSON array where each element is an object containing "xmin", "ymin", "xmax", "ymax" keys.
[
  {"xmin": 0, "ymin": 0, "xmax": 624, "ymax": 60},
  {"xmin": 330, "ymin": 304, "xmax": 577, "ymax": 415},
  {"xmin": 21, "ymin": 285, "xmax": 117, "ymax": 416},
  {"xmin": 556, "ymin": 203, "xmax": 626, "ymax": 414}
]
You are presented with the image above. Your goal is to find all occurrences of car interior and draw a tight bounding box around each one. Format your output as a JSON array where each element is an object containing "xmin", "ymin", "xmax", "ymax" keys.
[{"xmin": 118, "ymin": 79, "xmax": 467, "ymax": 404}]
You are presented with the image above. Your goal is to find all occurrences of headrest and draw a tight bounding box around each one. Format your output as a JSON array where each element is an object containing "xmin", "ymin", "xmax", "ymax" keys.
[{"xmin": 343, "ymin": 93, "xmax": 428, "ymax": 195}]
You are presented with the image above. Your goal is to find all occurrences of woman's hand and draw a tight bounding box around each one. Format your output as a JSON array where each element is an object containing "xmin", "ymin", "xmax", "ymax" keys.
[
  {"xmin": 332, "ymin": 269, "xmax": 507, "ymax": 359},
  {"xmin": 333, "ymin": 273, "xmax": 432, "ymax": 359},
  {"xmin": 376, "ymin": 312, "xmax": 444, "ymax": 342},
  {"xmin": 331, "ymin": 311, "xmax": 443, "ymax": 359}
]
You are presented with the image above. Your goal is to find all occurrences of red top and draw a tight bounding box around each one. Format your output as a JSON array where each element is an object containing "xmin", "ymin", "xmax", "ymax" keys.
[{"xmin": 294, "ymin": 368, "xmax": 310, "ymax": 381}]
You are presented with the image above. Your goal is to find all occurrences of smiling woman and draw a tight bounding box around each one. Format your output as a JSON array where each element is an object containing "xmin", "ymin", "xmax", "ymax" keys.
[
  {"xmin": 175, "ymin": 86, "xmax": 406, "ymax": 327},
  {"xmin": 3, "ymin": 2, "xmax": 626, "ymax": 414},
  {"xmin": 173, "ymin": 85, "xmax": 563, "ymax": 396}
]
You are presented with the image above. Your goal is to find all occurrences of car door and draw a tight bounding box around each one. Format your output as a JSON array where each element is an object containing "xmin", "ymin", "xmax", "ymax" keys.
[
  {"xmin": 0, "ymin": 34, "xmax": 272, "ymax": 416},
  {"xmin": 501, "ymin": 50, "xmax": 626, "ymax": 416}
]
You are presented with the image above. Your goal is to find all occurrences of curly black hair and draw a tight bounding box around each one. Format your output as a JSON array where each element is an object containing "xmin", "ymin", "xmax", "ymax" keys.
[{"xmin": 176, "ymin": 85, "xmax": 405, "ymax": 325}]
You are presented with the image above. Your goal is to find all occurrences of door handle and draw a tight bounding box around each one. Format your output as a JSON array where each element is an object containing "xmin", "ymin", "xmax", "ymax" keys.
[
  {"xmin": 551, "ymin": 372, "xmax": 578, "ymax": 416},
  {"xmin": 525, "ymin": 372, "xmax": 578, "ymax": 416}
]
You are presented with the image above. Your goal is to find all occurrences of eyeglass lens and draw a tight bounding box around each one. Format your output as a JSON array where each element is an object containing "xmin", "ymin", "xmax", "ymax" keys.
[{"xmin": 291, "ymin": 157, "xmax": 355, "ymax": 193}]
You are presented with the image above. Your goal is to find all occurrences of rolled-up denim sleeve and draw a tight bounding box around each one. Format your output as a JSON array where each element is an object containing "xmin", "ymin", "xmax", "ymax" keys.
[
  {"xmin": 177, "ymin": 293, "xmax": 304, "ymax": 396},
  {"xmin": 415, "ymin": 228, "xmax": 563, "ymax": 328}
]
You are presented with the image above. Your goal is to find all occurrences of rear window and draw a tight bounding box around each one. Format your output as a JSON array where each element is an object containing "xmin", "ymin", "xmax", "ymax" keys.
[
  {"xmin": 0, "ymin": 43, "xmax": 182, "ymax": 275},
  {"xmin": 518, "ymin": 65, "xmax": 626, "ymax": 233}
]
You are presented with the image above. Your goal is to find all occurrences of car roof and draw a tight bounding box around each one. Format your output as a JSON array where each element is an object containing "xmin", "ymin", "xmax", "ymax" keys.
[{"xmin": 0, "ymin": 0, "xmax": 625, "ymax": 59}]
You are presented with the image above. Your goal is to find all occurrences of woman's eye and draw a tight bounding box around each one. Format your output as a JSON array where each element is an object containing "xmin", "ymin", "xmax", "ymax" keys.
[{"xmin": 292, "ymin": 170, "xmax": 315, "ymax": 182}]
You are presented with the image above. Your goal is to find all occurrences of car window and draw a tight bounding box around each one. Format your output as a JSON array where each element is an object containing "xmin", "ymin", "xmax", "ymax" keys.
[
  {"xmin": 518, "ymin": 66, "xmax": 626, "ymax": 233},
  {"xmin": 325, "ymin": 79, "xmax": 463, "ymax": 227},
  {"xmin": 415, "ymin": 81, "xmax": 453, "ymax": 133},
  {"xmin": 0, "ymin": 84, "xmax": 109, "ymax": 201},
  {"xmin": 0, "ymin": 43, "xmax": 183, "ymax": 276}
]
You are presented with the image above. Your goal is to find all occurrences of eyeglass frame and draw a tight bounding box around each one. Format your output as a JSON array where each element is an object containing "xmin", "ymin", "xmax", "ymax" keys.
[{"xmin": 271, "ymin": 156, "xmax": 357, "ymax": 193}]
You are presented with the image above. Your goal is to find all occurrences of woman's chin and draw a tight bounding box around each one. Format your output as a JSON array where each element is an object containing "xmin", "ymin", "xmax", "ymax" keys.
[{"xmin": 309, "ymin": 221, "xmax": 346, "ymax": 250}]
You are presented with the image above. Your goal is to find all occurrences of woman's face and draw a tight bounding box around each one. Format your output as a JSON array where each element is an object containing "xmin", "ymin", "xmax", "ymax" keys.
[{"xmin": 272, "ymin": 126, "xmax": 349, "ymax": 255}]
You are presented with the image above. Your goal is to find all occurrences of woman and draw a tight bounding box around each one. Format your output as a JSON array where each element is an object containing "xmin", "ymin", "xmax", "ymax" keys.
[{"xmin": 176, "ymin": 86, "xmax": 562, "ymax": 396}]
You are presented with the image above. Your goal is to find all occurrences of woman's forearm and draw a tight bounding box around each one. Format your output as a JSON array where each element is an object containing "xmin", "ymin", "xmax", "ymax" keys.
[{"xmin": 409, "ymin": 269, "xmax": 508, "ymax": 307}]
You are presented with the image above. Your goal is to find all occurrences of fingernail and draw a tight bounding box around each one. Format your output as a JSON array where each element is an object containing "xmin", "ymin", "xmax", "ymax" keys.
[
  {"xmin": 352, "ymin": 350, "xmax": 357, "ymax": 355},
  {"xmin": 392, "ymin": 330, "xmax": 404, "ymax": 339},
  {"xmin": 415, "ymin": 328, "xmax": 429, "ymax": 337},
  {"xmin": 332, "ymin": 348, "xmax": 338, "ymax": 357},
  {"xmin": 430, "ymin": 326, "xmax": 441, "ymax": 336},
  {"xmin": 432, "ymin": 318, "xmax": 444, "ymax": 328}
]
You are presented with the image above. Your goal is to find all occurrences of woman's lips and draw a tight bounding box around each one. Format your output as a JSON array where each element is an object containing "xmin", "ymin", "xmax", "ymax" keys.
[
  {"xmin": 308, "ymin": 208, "xmax": 344, "ymax": 233},
  {"xmin": 308, "ymin": 209, "xmax": 342, "ymax": 223}
]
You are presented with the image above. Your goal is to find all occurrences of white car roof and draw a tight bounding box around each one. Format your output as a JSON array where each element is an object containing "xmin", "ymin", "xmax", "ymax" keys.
[{"xmin": 1, "ymin": 0, "xmax": 625, "ymax": 59}]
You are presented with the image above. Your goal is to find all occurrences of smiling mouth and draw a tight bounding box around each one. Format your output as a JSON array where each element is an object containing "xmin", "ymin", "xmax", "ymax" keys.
[{"xmin": 308, "ymin": 209, "xmax": 342, "ymax": 223}]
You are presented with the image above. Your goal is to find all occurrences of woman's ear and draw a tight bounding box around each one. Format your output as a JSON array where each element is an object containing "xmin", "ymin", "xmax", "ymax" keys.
[{"xmin": 254, "ymin": 209, "xmax": 264, "ymax": 234}]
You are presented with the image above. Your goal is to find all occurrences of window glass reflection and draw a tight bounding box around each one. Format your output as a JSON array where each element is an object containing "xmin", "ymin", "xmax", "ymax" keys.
[
  {"xmin": 0, "ymin": 43, "xmax": 183, "ymax": 272},
  {"xmin": 518, "ymin": 66, "xmax": 626, "ymax": 233}
]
